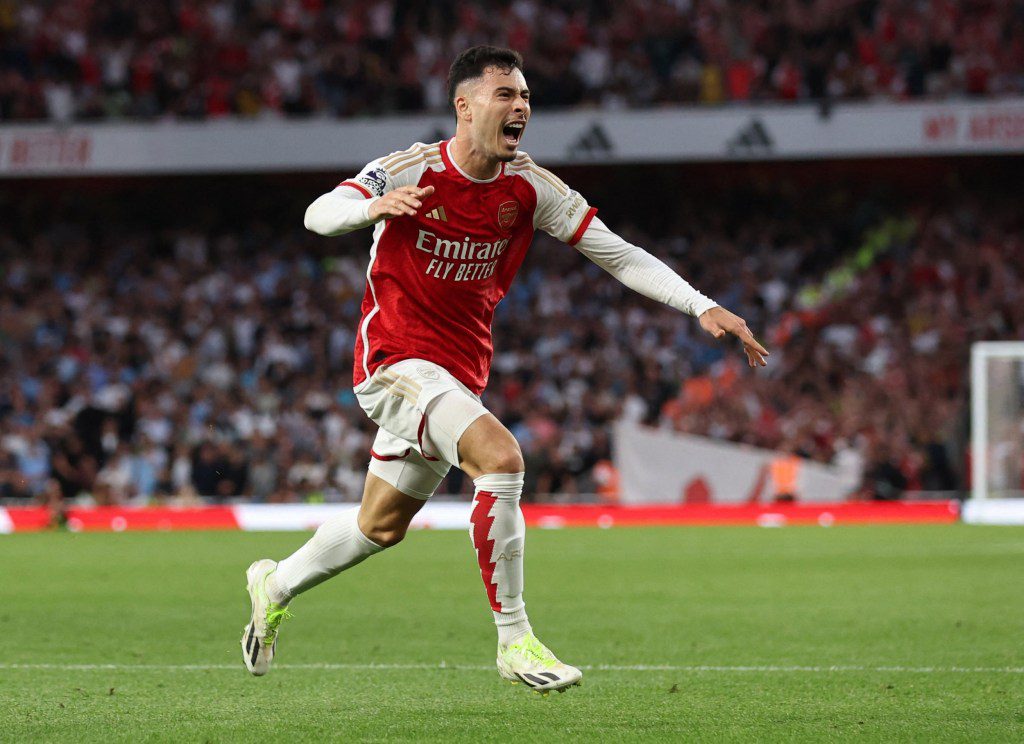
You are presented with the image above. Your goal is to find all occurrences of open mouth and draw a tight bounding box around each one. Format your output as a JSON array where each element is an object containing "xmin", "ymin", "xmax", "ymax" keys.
[{"xmin": 502, "ymin": 121, "xmax": 525, "ymax": 146}]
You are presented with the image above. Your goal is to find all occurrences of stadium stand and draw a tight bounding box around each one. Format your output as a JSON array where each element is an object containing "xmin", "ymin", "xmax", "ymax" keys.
[
  {"xmin": 1, "ymin": 160, "xmax": 1018, "ymax": 503},
  {"xmin": 1, "ymin": 0, "xmax": 1022, "ymax": 122}
]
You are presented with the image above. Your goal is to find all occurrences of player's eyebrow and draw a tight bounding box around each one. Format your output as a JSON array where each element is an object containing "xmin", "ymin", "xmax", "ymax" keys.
[{"xmin": 494, "ymin": 86, "xmax": 530, "ymax": 96}]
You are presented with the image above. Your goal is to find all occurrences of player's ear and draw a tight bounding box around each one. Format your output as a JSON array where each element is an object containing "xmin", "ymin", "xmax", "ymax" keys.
[{"xmin": 454, "ymin": 94, "xmax": 471, "ymax": 123}]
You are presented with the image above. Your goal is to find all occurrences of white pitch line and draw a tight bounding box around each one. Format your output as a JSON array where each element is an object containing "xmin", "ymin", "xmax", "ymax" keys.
[{"xmin": 1, "ymin": 663, "xmax": 1022, "ymax": 674}]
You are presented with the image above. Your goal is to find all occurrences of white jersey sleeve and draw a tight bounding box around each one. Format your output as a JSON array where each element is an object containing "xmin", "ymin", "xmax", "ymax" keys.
[
  {"xmin": 304, "ymin": 142, "xmax": 440, "ymax": 236},
  {"xmin": 574, "ymin": 217, "xmax": 718, "ymax": 317},
  {"xmin": 515, "ymin": 153, "xmax": 717, "ymax": 318},
  {"xmin": 516, "ymin": 155, "xmax": 598, "ymax": 245}
]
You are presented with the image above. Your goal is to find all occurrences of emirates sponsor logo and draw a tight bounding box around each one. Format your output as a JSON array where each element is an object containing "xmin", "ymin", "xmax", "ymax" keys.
[
  {"xmin": 414, "ymin": 229, "xmax": 509, "ymax": 261},
  {"xmin": 414, "ymin": 229, "xmax": 508, "ymax": 283}
]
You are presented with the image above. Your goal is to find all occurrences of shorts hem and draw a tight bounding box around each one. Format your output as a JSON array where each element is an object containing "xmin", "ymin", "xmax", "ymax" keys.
[
  {"xmin": 448, "ymin": 408, "xmax": 488, "ymax": 461},
  {"xmin": 368, "ymin": 452, "xmax": 444, "ymax": 501}
]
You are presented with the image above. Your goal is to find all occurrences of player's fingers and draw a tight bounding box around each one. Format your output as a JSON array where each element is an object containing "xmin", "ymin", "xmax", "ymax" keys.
[
  {"xmin": 738, "ymin": 325, "xmax": 769, "ymax": 355},
  {"xmin": 703, "ymin": 321, "xmax": 725, "ymax": 339},
  {"xmin": 385, "ymin": 202, "xmax": 414, "ymax": 217},
  {"xmin": 745, "ymin": 344, "xmax": 767, "ymax": 367},
  {"xmin": 400, "ymin": 185, "xmax": 434, "ymax": 199},
  {"xmin": 386, "ymin": 195, "xmax": 418, "ymax": 213}
]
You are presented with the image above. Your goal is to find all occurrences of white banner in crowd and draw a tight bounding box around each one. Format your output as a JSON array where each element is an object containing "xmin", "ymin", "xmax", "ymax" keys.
[
  {"xmin": 614, "ymin": 421, "xmax": 857, "ymax": 505},
  {"xmin": 0, "ymin": 98, "xmax": 1022, "ymax": 176}
]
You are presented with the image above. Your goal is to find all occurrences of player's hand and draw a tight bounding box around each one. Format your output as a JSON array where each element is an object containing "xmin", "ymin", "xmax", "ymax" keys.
[
  {"xmin": 699, "ymin": 306, "xmax": 769, "ymax": 367},
  {"xmin": 367, "ymin": 185, "xmax": 435, "ymax": 221}
]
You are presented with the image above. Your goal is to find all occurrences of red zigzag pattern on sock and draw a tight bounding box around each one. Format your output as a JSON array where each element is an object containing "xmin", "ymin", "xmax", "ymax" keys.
[{"xmin": 469, "ymin": 491, "xmax": 501, "ymax": 611}]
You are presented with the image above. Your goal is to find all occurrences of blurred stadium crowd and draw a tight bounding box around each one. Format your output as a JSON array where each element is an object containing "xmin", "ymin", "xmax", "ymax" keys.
[
  {"xmin": 1, "ymin": 173, "xmax": 1017, "ymax": 504},
  {"xmin": 2, "ymin": 0, "xmax": 1022, "ymax": 122}
]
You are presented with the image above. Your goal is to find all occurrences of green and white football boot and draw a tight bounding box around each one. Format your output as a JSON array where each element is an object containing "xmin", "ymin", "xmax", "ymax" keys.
[
  {"xmin": 241, "ymin": 559, "xmax": 292, "ymax": 676},
  {"xmin": 496, "ymin": 633, "xmax": 582, "ymax": 694}
]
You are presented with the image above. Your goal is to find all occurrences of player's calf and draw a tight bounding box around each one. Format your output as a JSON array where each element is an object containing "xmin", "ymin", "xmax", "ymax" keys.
[{"xmin": 242, "ymin": 509, "xmax": 386, "ymax": 676}]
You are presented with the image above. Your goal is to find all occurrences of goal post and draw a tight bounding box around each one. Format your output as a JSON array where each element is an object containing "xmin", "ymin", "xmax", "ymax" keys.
[{"xmin": 970, "ymin": 341, "xmax": 1024, "ymax": 503}]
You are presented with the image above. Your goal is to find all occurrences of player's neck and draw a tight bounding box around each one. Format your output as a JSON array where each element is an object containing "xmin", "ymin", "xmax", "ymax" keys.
[{"xmin": 449, "ymin": 136, "xmax": 501, "ymax": 181}]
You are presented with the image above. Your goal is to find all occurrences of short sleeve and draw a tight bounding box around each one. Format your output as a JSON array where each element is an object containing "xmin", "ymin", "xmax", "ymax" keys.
[
  {"xmin": 338, "ymin": 160, "xmax": 393, "ymax": 199},
  {"xmin": 530, "ymin": 167, "xmax": 598, "ymax": 246}
]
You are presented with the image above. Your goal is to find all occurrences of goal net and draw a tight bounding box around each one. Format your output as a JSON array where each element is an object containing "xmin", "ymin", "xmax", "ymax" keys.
[{"xmin": 971, "ymin": 342, "xmax": 1024, "ymax": 500}]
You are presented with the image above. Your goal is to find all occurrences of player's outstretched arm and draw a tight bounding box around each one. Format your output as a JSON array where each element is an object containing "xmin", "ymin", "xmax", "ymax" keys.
[{"xmin": 573, "ymin": 216, "xmax": 768, "ymax": 367}]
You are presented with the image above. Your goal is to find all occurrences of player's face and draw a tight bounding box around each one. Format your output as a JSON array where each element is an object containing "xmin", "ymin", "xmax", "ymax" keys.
[{"xmin": 465, "ymin": 66, "xmax": 531, "ymax": 162}]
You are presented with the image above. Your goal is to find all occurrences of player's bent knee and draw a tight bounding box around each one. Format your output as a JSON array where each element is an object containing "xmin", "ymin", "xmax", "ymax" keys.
[
  {"xmin": 458, "ymin": 413, "xmax": 525, "ymax": 477},
  {"xmin": 362, "ymin": 524, "xmax": 407, "ymax": 548},
  {"xmin": 357, "ymin": 511, "xmax": 411, "ymax": 549},
  {"xmin": 483, "ymin": 447, "xmax": 524, "ymax": 475}
]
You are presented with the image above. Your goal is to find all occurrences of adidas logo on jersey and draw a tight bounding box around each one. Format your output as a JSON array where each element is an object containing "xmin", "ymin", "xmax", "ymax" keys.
[{"xmin": 425, "ymin": 205, "xmax": 448, "ymax": 222}]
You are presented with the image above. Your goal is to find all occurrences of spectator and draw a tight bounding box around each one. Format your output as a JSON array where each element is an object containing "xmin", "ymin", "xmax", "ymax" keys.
[
  {"xmin": 1, "ymin": 0, "xmax": 1022, "ymax": 123},
  {"xmin": 0, "ymin": 174, "xmax": 1019, "ymax": 503}
]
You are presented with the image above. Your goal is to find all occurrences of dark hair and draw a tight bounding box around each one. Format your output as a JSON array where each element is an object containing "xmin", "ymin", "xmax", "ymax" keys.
[{"xmin": 447, "ymin": 46, "xmax": 524, "ymax": 108}]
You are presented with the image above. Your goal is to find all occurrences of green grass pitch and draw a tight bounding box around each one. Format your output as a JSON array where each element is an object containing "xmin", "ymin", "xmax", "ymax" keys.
[{"xmin": 2, "ymin": 524, "xmax": 1022, "ymax": 742}]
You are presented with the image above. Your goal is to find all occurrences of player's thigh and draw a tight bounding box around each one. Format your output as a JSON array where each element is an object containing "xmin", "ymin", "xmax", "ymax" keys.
[
  {"xmin": 368, "ymin": 424, "xmax": 449, "ymax": 497},
  {"xmin": 456, "ymin": 413, "xmax": 524, "ymax": 478},
  {"xmin": 420, "ymin": 389, "xmax": 520, "ymax": 478},
  {"xmin": 357, "ymin": 471, "xmax": 427, "ymax": 546}
]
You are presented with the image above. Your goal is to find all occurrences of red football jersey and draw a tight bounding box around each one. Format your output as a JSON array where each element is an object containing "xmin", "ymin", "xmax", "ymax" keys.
[{"xmin": 339, "ymin": 139, "xmax": 597, "ymax": 394}]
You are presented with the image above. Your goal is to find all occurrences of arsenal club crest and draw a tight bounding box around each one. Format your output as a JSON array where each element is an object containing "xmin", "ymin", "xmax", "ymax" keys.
[{"xmin": 498, "ymin": 201, "xmax": 519, "ymax": 230}]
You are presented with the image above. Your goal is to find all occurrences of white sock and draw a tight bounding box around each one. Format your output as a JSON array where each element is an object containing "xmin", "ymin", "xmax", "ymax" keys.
[
  {"xmin": 470, "ymin": 472, "xmax": 533, "ymax": 647},
  {"xmin": 268, "ymin": 509, "xmax": 383, "ymax": 604}
]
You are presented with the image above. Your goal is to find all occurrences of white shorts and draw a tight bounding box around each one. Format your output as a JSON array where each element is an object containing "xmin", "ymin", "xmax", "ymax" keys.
[{"xmin": 354, "ymin": 359, "xmax": 489, "ymax": 500}]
